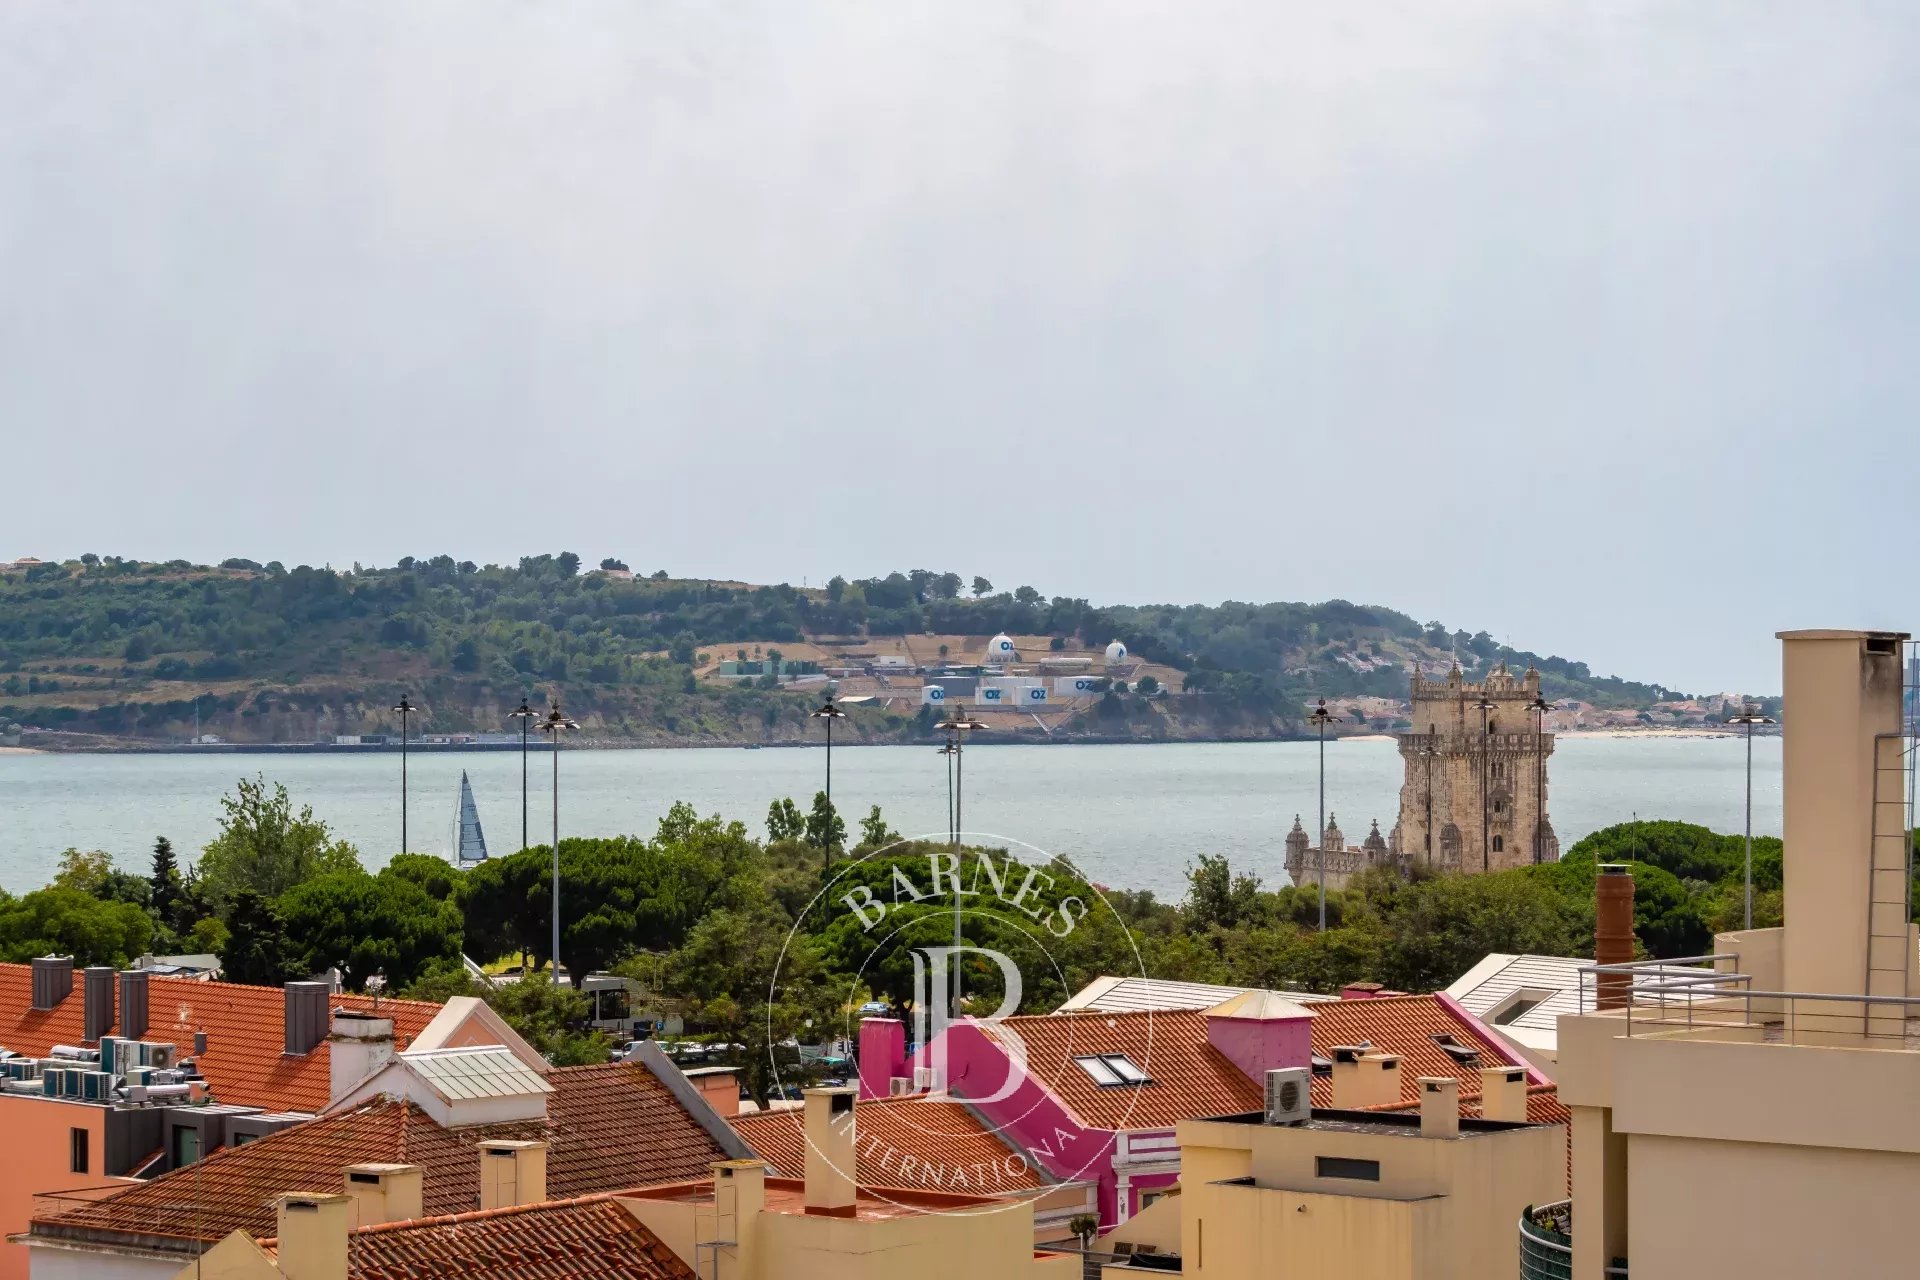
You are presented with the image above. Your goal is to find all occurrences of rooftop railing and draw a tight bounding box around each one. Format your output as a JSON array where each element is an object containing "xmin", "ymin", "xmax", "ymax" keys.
[
  {"xmin": 1520, "ymin": 1201, "xmax": 1626, "ymax": 1280},
  {"xmin": 1575, "ymin": 955, "xmax": 1920, "ymax": 1047}
]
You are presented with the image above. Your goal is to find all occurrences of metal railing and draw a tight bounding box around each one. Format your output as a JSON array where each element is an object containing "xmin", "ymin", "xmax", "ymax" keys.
[
  {"xmin": 1520, "ymin": 1201, "xmax": 1627, "ymax": 1280},
  {"xmin": 1577, "ymin": 955, "xmax": 1920, "ymax": 1045}
]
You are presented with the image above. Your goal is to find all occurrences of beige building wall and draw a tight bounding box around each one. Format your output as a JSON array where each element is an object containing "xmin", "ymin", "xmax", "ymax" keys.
[{"xmin": 1394, "ymin": 665, "xmax": 1555, "ymax": 874}]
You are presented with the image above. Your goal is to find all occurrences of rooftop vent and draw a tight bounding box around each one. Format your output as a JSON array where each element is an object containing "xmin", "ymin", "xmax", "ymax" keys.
[
  {"xmin": 119, "ymin": 971, "xmax": 150, "ymax": 1039},
  {"xmin": 83, "ymin": 967, "xmax": 115, "ymax": 1042},
  {"xmin": 31, "ymin": 956, "xmax": 73, "ymax": 1011},
  {"xmin": 284, "ymin": 982, "xmax": 330, "ymax": 1056}
]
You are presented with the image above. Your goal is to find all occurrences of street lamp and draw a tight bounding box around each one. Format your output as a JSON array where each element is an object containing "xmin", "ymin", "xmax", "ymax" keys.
[
  {"xmin": 540, "ymin": 699, "xmax": 578, "ymax": 985},
  {"xmin": 1527, "ymin": 694, "xmax": 1550, "ymax": 865},
  {"xmin": 1307, "ymin": 699, "xmax": 1345, "ymax": 931},
  {"xmin": 1726, "ymin": 703, "xmax": 1776, "ymax": 930},
  {"xmin": 1475, "ymin": 696, "xmax": 1498, "ymax": 873},
  {"xmin": 508, "ymin": 698, "xmax": 537, "ymax": 853},
  {"xmin": 391, "ymin": 696, "xmax": 416, "ymax": 855},
  {"xmin": 810, "ymin": 691, "xmax": 849, "ymax": 875},
  {"xmin": 936, "ymin": 738, "xmax": 959, "ymax": 842},
  {"xmin": 937, "ymin": 708, "xmax": 987, "ymax": 1014}
]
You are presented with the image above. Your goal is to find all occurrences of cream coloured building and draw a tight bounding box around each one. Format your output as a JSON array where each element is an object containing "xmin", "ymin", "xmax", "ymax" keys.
[{"xmin": 1548, "ymin": 628, "xmax": 1920, "ymax": 1280}]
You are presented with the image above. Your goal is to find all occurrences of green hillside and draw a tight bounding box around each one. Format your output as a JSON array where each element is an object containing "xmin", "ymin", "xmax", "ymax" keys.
[{"xmin": 0, "ymin": 553, "xmax": 1692, "ymax": 746}]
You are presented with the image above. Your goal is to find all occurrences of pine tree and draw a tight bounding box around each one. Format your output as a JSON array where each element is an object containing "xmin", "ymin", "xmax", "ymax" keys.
[
  {"xmin": 149, "ymin": 836, "xmax": 182, "ymax": 922},
  {"xmin": 221, "ymin": 889, "xmax": 299, "ymax": 986}
]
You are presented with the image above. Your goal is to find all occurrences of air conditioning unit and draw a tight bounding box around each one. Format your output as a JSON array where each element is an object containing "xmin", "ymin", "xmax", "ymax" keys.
[
  {"xmin": 138, "ymin": 1042, "xmax": 177, "ymax": 1069},
  {"xmin": 913, "ymin": 1067, "xmax": 940, "ymax": 1091},
  {"xmin": 889, "ymin": 1077, "xmax": 913, "ymax": 1097},
  {"xmin": 1264, "ymin": 1067, "xmax": 1311, "ymax": 1126}
]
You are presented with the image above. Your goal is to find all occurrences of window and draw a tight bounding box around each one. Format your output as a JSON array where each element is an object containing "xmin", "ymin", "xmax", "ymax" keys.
[
  {"xmin": 1492, "ymin": 836, "xmax": 1504, "ymax": 853},
  {"xmin": 1316, "ymin": 1156, "xmax": 1380, "ymax": 1181},
  {"xmin": 1491, "ymin": 762, "xmax": 1503, "ymax": 779},
  {"xmin": 1074, "ymin": 1054, "xmax": 1151, "ymax": 1087},
  {"xmin": 1491, "ymin": 990, "xmax": 1552, "ymax": 1026},
  {"xmin": 232, "ymin": 1132, "xmax": 258, "ymax": 1147},
  {"xmin": 69, "ymin": 1127, "xmax": 88, "ymax": 1175},
  {"xmin": 172, "ymin": 1124, "xmax": 200, "ymax": 1168}
]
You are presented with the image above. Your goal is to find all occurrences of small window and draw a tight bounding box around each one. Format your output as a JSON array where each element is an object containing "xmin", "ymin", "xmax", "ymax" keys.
[
  {"xmin": 1074, "ymin": 1054, "xmax": 1151, "ymax": 1087},
  {"xmin": 232, "ymin": 1131, "xmax": 258, "ymax": 1147},
  {"xmin": 1492, "ymin": 836, "xmax": 1504, "ymax": 853},
  {"xmin": 1316, "ymin": 1156, "xmax": 1380, "ymax": 1181},
  {"xmin": 69, "ymin": 1127, "xmax": 88, "ymax": 1175}
]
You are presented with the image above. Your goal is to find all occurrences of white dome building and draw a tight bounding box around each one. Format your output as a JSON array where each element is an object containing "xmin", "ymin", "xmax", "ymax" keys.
[
  {"xmin": 986, "ymin": 633, "xmax": 1018, "ymax": 664},
  {"xmin": 1104, "ymin": 640, "xmax": 1129, "ymax": 665}
]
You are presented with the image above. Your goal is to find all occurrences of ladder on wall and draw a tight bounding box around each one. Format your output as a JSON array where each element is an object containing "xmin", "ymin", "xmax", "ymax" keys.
[{"xmin": 1863, "ymin": 637, "xmax": 1918, "ymax": 1021}]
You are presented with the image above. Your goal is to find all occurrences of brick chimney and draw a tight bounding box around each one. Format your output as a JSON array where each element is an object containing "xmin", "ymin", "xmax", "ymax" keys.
[
  {"xmin": 275, "ymin": 1192, "xmax": 350, "ymax": 1280},
  {"xmin": 82, "ymin": 966, "xmax": 115, "ymax": 1042},
  {"xmin": 1419, "ymin": 1076, "xmax": 1459, "ymax": 1138},
  {"xmin": 1479, "ymin": 1065, "xmax": 1530, "ymax": 1122},
  {"xmin": 803, "ymin": 1088, "xmax": 857, "ymax": 1216},
  {"xmin": 119, "ymin": 970, "xmax": 150, "ymax": 1039},
  {"xmin": 1595, "ymin": 865, "xmax": 1635, "ymax": 1010},
  {"xmin": 479, "ymin": 1140, "xmax": 547, "ymax": 1209},
  {"xmin": 1329, "ymin": 1048, "xmax": 1401, "ymax": 1109},
  {"xmin": 344, "ymin": 1163, "xmax": 423, "ymax": 1229},
  {"xmin": 856, "ymin": 1018, "xmax": 906, "ymax": 1101}
]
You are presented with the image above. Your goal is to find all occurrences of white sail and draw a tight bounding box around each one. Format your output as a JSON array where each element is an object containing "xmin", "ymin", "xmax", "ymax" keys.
[{"xmin": 454, "ymin": 770, "xmax": 489, "ymax": 863}]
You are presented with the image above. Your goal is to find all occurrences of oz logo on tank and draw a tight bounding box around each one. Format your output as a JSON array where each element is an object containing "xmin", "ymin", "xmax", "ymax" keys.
[{"xmin": 767, "ymin": 832, "xmax": 1151, "ymax": 1217}]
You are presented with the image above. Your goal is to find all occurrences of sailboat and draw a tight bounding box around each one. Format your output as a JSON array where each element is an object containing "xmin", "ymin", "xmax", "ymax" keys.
[{"xmin": 451, "ymin": 771, "xmax": 490, "ymax": 864}]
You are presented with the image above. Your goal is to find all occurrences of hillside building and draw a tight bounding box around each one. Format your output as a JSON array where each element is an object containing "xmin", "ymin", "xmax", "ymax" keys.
[{"xmin": 1391, "ymin": 663, "xmax": 1558, "ymax": 873}]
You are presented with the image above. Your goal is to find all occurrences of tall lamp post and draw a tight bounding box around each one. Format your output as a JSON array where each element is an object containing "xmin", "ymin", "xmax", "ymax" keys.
[
  {"xmin": 1527, "ymin": 693, "xmax": 1550, "ymax": 864},
  {"xmin": 541, "ymin": 699, "xmax": 578, "ymax": 984},
  {"xmin": 810, "ymin": 691, "xmax": 848, "ymax": 875},
  {"xmin": 1727, "ymin": 703, "xmax": 1775, "ymax": 930},
  {"xmin": 1307, "ymin": 699, "xmax": 1343, "ymax": 931},
  {"xmin": 1475, "ymin": 696, "xmax": 1498, "ymax": 873},
  {"xmin": 936, "ymin": 738, "xmax": 959, "ymax": 842},
  {"xmin": 937, "ymin": 708, "xmax": 987, "ymax": 1014},
  {"xmin": 508, "ymin": 698, "xmax": 537, "ymax": 853},
  {"xmin": 391, "ymin": 696, "xmax": 416, "ymax": 854}
]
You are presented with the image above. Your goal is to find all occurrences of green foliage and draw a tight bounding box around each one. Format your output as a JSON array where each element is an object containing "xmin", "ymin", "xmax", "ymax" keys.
[
  {"xmin": 766, "ymin": 798, "xmax": 804, "ymax": 843},
  {"xmin": 150, "ymin": 837, "xmax": 182, "ymax": 922},
  {"xmin": 197, "ymin": 776, "xmax": 362, "ymax": 906},
  {"xmin": 485, "ymin": 972, "xmax": 609, "ymax": 1065},
  {"xmin": 857, "ymin": 805, "xmax": 896, "ymax": 849},
  {"xmin": 220, "ymin": 889, "xmax": 300, "ymax": 985},
  {"xmin": 279, "ymin": 868, "xmax": 463, "ymax": 991},
  {"xmin": 0, "ymin": 887, "xmax": 154, "ymax": 967}
]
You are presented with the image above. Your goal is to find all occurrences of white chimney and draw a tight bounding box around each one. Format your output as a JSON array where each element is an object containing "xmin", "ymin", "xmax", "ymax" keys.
[
  {"xmin": 344, "ymin": 1163, "xmax": 423, "ymax": 1229},
  {"xmin": 1419, "ymin": 1076, "xmax": 1460, "ymax": 1139},
  {"xmin": 480, "ymin": 1140, "xmax": 548, "ymax": 1210},
  {"xmin": 329, "ymin": 1011, "xmax": 394, "ymax": 1101},
  {"xmin": 1478, "ymin": 1066, "xmax": 1530, "ymax": 1123},
  {"xmin": 1329, "ymin": 1048, "xmax": 1401, "ymax": 1109},
  {"xmin": 710, "ymin": 1158, "xmax": 766, "ymax": 1280},
  {"xmin": 803, "ymin": 1088, "xmax": 857, "ymax": 1215},
  {"xmin": 275, "ymin": 1193, "xmax": 350, "ymax": 1280}
]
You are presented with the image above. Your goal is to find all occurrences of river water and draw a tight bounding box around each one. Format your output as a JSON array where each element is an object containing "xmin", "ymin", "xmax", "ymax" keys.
[{"xmin": 0, "ymin": 736, "xmax": 1781, "ymax": 899}]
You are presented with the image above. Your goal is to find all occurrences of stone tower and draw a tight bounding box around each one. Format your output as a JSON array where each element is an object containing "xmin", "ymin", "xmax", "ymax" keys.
[{"xmin": 1391, "ymin": 662, "xmax": 1558, "ymax": 874}]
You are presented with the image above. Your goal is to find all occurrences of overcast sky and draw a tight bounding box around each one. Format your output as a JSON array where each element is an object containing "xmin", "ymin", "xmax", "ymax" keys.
[{"xmin": 2, "ymin": 2, "xmax": 1914, "ymax": 693}]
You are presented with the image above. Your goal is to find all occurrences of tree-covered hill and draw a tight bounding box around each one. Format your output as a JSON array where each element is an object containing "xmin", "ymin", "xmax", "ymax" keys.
[{"xmin": 0, "ymin": 552, "xmax": 1696, "ymax": 745}]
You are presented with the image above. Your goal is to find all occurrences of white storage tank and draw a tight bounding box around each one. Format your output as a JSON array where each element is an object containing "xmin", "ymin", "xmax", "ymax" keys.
[{"xmin": 1054, "ymin": 676, "xmax": 1104, "ymax": 697}]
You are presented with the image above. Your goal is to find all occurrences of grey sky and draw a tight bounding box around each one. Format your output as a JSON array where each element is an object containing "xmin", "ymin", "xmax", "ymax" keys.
[{"xmin": 2, "ymin": 2, "xmax": 1914, "ymax": 693}]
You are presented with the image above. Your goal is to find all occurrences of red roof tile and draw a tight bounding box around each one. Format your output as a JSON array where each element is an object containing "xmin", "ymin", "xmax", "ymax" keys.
[
  {"xmin": 0, "ymin": 964, "xmax": 441, "ymax": 1112},
  {"xmin": 987, "ymin": 994, "xmax": 1533, "ymax": 1131},
  {"xmin": 264, "ymin": 1195, "xmax": 696, "ymax": 1280},
  {"xmin": 31, "ymin": 1062, "xmax": 732, "ymax": 1250},
  {"xmin": 731, "ymin": 1096, "xmax": 1044, "ymax": 1195}
]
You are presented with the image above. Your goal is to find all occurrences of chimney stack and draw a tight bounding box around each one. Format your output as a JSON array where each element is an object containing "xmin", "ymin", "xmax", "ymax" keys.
[
  {"xmin": 711, "ymin": 1159, "xmax": 766, "ymax": 1277},
  {"xmin": 284, "ymin": 981, "xmax": 330, "ymax": 1056},
  {"xmin": 82, "ymin": 966, "xmax": 116, "ymax": 1042},
  {"xmin": 1419, "ymin": 1077, "xmax": 1460, "ymax": 1138},
  {"xmin": 119, "ymin": 970, "xmax": 150, "ymax": 1039},
  {"xmin": 30, "ymin": 956, "xmax": 73, "ymax": 1011},
  {"xmin": 328, "ymin": 1011, "xmax": 394, "ymax": 1101},
  {"xmin": 275, "ymin": 1193, "xmax": 350, "ymax": 1280},
  {"xmin": 1594, "ymin": 865, "xmax": 1635, "ymax": 1010},
  {"xmin": 1479, "ymin": 1065, "xmax": 1530, "ymax": 1122},
  {"xmin": 803, "ymin": 1088, "xmax": 858, "ymax": 1216},
  {"xmin": 343, "ymin": 1163, "xmax": 423, "ymax": 1229},
  {"xmin": 1778, "ymin": 630, "xmax": 1910, "ymax": 997},
  {"xmin": 479, "ymin": 1140, "xmax": 547, "ymax": 1210},
  {"xmin": 1329, "ymin": 1048, "xmax": 1401, "ymax": 1109}
]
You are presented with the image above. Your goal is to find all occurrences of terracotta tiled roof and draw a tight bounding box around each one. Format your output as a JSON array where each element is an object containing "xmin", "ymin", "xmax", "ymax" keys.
[
  {"xmin": 262, "ymin": 1195, "xmax": 696, "ymax": 1280},
  {"xmin": 988, "ymin": 994, "xmax": 1532, "ymax": 1132},
  {"xmin": 31, "ymin": 1062, "xmax": 732, "ymax": 1249},
  {"xmin": 731, "ymin": 1095, "xmax": 1045, "ymax": 1195},
  {"xmin": 0, "ymin": 963, "xmax": 441, "ymax": 1111}
]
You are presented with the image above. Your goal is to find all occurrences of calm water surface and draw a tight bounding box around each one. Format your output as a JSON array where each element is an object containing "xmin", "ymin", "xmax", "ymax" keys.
[{"xmin": 0, "ymin": 737, "xmax": 1781, "ymax": 899}]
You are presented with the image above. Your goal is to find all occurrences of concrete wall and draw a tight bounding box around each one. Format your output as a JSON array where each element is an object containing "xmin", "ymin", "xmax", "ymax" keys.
[
  {"xmin": 1, "ymin": 1097, "xmax": 112, "ymax": 1280},
  {"xmin": 29, "ymin": 1248, "xmax": 179, "ymax": 1280}
]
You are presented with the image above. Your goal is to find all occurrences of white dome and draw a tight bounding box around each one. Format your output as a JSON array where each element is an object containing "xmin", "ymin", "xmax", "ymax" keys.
[
  {"xmin": 988, "ymin": 634, "xmax": 1017, "ymax": 659},
  {"xmin": 1104, "ymin": 640, "xmax": 1129, "ymax": 663}
]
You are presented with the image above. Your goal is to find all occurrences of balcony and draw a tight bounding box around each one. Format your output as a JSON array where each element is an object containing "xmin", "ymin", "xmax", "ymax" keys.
[
  {"xmin": 1577, "ymin": 955, "xmax": 1920, "ymax": 1049},
  {"xmin": 1520, "ymin": 1201, "xmax": 1626, "ymax": 1280}
]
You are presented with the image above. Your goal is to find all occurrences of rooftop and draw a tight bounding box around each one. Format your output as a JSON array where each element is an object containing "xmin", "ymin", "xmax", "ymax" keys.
[
  {"xmin": 1056, "ymin": 976, "xmax": 1333, "ymax": 1015},
  {"xmin": 0, "ymin": 964, "xmax": 441, "ymax": 1111},
  {"xmin": 630, "ymin": 1175, "xmax": 1005, "ymax": 1221},
  {"xmin": 731, "ymin": 1094, "xmax": 1045, "ymax": 1195},
  {"xmin": 1198, "ymin": 1106, "xmax": 1542, "ymax": 1138},
  {"xmin": 264, "ymin": 1195, "xmax": 695, "ymax": 1280},
  {"xmin": 30, "ymin": 1061, "xmax": 733, "ymax": 1249}
]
